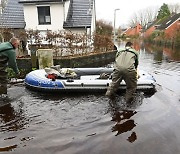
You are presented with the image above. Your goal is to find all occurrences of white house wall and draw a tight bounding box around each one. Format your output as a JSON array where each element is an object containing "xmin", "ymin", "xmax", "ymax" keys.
[
  {"xmin": 50, "ymin": 4, "xmax": 64, "ymax": 31},
  {"xmin": 91, "ymin": 0, "xmax": 96, "ymax": 35},
  {"xmin": 64, "ymin": 0, "xmax": 70, "ymax": 21},
  {"xmin": 23, "ymin": 4, "xmax": 38, "ymax": 30},
  {"xmin": 23, "ymin": 3, "xmax": 67, "ymax": 32}
]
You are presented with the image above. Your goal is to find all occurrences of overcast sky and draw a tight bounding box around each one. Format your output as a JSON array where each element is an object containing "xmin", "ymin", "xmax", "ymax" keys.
[{"xmin": 95, "ymin": 0, "xmax": 180, "ymax": 27}]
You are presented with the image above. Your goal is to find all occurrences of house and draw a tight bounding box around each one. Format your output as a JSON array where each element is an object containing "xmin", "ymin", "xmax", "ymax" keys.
[
  {"xmin": 63, "ymin": 0, "xmax": 96, "ymax": 35},
  {"xmin": 156, "ymin": 13, "xmax": 180, "ymax": 39},
  {"xmin": 144, "ymin": 13, "xmax": 180, "ymax": 39},
  {"xmin": 123, "ymin": 23, "xmax": 142, "ymax": 37},
  {"xmin": 121, "ymin": 28, "xmax": 131, "ymax": 36},
  {"xmin": 0, "ymin": 0, "xmax": 96, "ymax": 35},
  {"xmin": 143, "ymin": 22, "xmax": 157, "ymax": 38},
  {"xmin": 19, "ymin": 0, "xmax": 96, "ymax": 35}
]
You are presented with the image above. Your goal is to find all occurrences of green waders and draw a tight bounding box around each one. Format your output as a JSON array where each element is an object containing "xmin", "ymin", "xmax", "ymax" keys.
[
  {"xmin": 0, "ymin": 56, "xmax": 9, "ymax": 95},
  {"xmin": 106, "ymin": 69, "xmax": 137, "ymax": 103}
]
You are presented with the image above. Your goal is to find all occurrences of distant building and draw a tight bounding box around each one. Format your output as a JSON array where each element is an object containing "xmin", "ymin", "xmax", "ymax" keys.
[
  {"xmin": 144, "ymin": 13, "xmax": 180, "ymax": 39},
  {"xmin": 143, "ymin": 22, "xmax": 157, "ymax": 38},
  {"xmin": 156, "ymin": 13, "xmax": 180, "ymax": 39},
  {"xmin": 123, "ymin": 23, "xmax": 142, "ymax": 37}
]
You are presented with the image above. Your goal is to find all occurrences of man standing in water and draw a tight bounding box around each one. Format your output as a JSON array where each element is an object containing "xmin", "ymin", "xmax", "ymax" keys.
[
  {"xmin": 106, "ymin": 41, "xmax": 139, "ymax": 103},
  {"xmin": 0, "ymin": 37, "xmax": 20, "ymax": 95}
]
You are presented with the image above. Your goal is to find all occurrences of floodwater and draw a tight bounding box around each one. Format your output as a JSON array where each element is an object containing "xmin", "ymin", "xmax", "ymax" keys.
[{"xmin": 0, "ymin": 43, "xmax": 180, "ymax": 154}]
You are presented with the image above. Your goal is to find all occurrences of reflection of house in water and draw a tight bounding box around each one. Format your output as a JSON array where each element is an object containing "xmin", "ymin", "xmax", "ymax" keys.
[
  {"xmin": 143, "ymin": 43, "xmax": 180, "ymax": 62},
  {"xmin": 153, "ymin": 48, "xmax": 164, "ymax": 63},
  {"xmin": 133, "ymin": 41, "xmax": 141, "ymax": 51},
  {"xmin": 163, "ymin": 47, "xmax": 180, "ymax": 61},
  {"xmin": 111, "ymin": 110, "xmax": 137, "ymax": 143}
]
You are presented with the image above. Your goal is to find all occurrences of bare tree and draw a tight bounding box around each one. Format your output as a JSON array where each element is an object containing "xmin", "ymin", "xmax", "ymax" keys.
[
  {"xmin": 168, "ymin": 3, "xmax": 180, "ymax": 14},
  {"xmin": 128, "ymin": 6, "xmax": 158, "ymax": 28},
  {"xmin": 128, "ymin": 12, "xmax": 138, "ymax": 27},
  {"xmin": 146, "ymin": 7, "xmax": 158, "ymax": 23}
]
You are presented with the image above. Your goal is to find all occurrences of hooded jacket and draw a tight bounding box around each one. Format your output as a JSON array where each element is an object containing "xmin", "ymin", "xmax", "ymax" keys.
[{"xmin": 0, "ymin": 42, "xmax": 19, "ymax": 74}]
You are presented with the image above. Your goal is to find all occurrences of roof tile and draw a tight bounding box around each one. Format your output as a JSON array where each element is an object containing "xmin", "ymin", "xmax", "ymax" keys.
[
  {"xmin": 156, "ymin": 13, "xmax": 180, "ymax": 30},
  {"xmin": 0, "ymin": 0, "xmax": 25, "ymax": 28},
  {"xmin": 63, "ymin": 0, "xmax": 93, "ymax": 28}
]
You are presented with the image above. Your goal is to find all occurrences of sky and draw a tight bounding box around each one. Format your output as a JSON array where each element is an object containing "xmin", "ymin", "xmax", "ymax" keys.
[{"xmin": 95, "ymin": 0, "xmax": 180, "ymax": 28}]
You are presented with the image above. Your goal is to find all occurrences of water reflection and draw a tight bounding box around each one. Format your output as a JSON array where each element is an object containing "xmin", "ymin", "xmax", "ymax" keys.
[
  {"xmin": 163, "ymin": 47, "xmax": 180, "ymax": 61},
  {"xmin": 107, "ymin": 92, "xmax": 144, "ymax": 143},
  {"xmin": 0, "ymin": 145, "xmax": 18, "ymax": 152},
  {"xmin": 111, "ymin": 109, "xmax": 137, "ymax": 143},
  {"xmin": 107, "ymin": 90, "xmax": 153, "ymax": 143},
  {"xmin": 0, "ymin": 103, "xmax": 25, "ymax": 132},
  {"xmin": 143, "ymin": 43, "xmax": 180, "ymax": 62},
  {"xmin": 0, "ymin": 104, "xmax": 15, "ymax": 124},
  {"xmin": 118, "ymin": 41, "xmax": 180, "ymax": 63}
]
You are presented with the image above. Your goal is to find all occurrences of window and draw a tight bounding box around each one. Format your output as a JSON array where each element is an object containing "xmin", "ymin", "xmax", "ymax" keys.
[
  {"xmin": 37, "ymin": 6, "xmax": 51, "ymax": 25},
  {"xmin": 166, "ymin": 20, "xmax": 171, "ymax": 25}
]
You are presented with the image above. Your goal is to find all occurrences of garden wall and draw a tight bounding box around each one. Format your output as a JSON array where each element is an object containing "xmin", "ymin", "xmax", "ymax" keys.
[{"xmin": 17, "ymin": 51, "xmax": 116, "ymax": 72}]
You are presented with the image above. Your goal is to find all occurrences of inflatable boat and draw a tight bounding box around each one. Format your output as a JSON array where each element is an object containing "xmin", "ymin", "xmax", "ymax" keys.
[{"xmin": 24, "ymin": 67, "xmax": 156, "ymax": 93}]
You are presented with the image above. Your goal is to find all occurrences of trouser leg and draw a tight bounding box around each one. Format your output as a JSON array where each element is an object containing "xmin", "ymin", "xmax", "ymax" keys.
[
  {"xmin": 0, "ymin": 68, "xmax": 8, "ymax": 95},
  {"xmin": 0, "ymin": 83, "xmax": 7, "ymax": 95},
  {"xmin": 106, "ymin": 69, "xmax": 123, "ymax": 97},
  {"xmin": 123, "ymin": 70, "xmax": 137, "ymax": 103},
  {"xmin": 0, "ymin": 75, "xmax": 8, "ymax": 95}
]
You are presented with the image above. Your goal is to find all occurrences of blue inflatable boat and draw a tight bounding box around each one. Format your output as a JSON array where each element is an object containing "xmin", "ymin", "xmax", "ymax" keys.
[{"xmin": 25, "ymin": 67, "xmax": 156, "ymax": 93}]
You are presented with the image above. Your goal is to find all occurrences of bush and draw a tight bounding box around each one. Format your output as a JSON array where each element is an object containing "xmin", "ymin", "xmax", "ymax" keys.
[{"xmin": 174, "ymin": 30, "xmax": 180, "ymax": 47}]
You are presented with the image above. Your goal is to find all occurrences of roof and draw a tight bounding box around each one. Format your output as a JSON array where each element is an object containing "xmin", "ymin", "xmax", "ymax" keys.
[
  {"xmin": 145, "ymin": 20, "xmax": 158, "ymax": 30},
  {"xmin": 63, "ymin": 0, "xmax": 93, "ymax": 29},
  {"xmin": 19, "ymin": 0, "xmax": 67, "ymax": 4},
  {"xmin": 156, "ymin": 13, "xmax": 180, "ymax": 30},
  {"xmin": 0, "ymin": 0, "xmax": 25, "ymax": 29}
]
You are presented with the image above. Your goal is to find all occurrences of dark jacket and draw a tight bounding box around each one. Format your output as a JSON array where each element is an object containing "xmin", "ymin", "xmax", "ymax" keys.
[{"xmin": 0, "ymin": 42, "xmax": 19, "ymax": 74}]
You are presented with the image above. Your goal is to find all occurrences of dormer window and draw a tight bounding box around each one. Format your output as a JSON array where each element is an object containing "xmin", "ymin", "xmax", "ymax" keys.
[
  {"xmin": 37, "ymin": 6, "xmax": 51, "ymax": 25},
  {"xmin": 166, "ymin": 20, "xmax": 171, "ymax": 25}
]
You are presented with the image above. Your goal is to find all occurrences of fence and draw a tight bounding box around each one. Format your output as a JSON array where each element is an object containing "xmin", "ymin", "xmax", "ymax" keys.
[
  {"xmin": 0, "ymin": 29, "xmax": 114, "ymax": 57},
  {"xmin": 27, "ymin": 30, "xmax": 114, "ymax": 58}
]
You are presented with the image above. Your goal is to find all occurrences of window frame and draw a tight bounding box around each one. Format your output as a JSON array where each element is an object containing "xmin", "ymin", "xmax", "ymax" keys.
[{"xmin": 37, "ymin": 5, "xmax": 51, "ymax": 25}]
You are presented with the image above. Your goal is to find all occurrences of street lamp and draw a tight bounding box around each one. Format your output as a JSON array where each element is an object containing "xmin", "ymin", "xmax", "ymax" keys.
[{"xmin": 113, "ymin": 8, "xmax": 120, "ymax": 43}]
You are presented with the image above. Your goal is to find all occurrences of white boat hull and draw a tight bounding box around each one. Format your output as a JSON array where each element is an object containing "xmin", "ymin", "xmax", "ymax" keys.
[{"xmin": 25, "ymin": 68, "xmax": 156, "ymax": 93}]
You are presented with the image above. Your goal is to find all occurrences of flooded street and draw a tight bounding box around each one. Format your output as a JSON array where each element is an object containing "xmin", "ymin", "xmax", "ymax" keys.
[{"xmin": 0, "ymin": 44, "xmax": 180, "ymax": 154}]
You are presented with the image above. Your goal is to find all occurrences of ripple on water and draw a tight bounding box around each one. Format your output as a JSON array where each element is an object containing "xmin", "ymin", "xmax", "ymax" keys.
[{"xmin": 1, "ymin": 50, "xmax": 180, "ymax": 153}]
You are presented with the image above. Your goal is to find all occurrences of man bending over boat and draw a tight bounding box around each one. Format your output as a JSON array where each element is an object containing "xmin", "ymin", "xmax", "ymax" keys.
[
  {"xmin": 105, "ymin": 41, "xmax": 139, "ymax": 103},
  {"xmin": 0, "ymin": 37, "xmax": 20, "ymax": 95}
]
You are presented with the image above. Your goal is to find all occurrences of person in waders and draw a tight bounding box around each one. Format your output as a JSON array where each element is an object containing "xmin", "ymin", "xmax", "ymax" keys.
[
  {"xmin": 0, "ymin": 37, "xmax": 20, "ymax": 95},
  {"xmin": 105, "ymin": 41, "xmax": 139, "ymax": 104}
]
